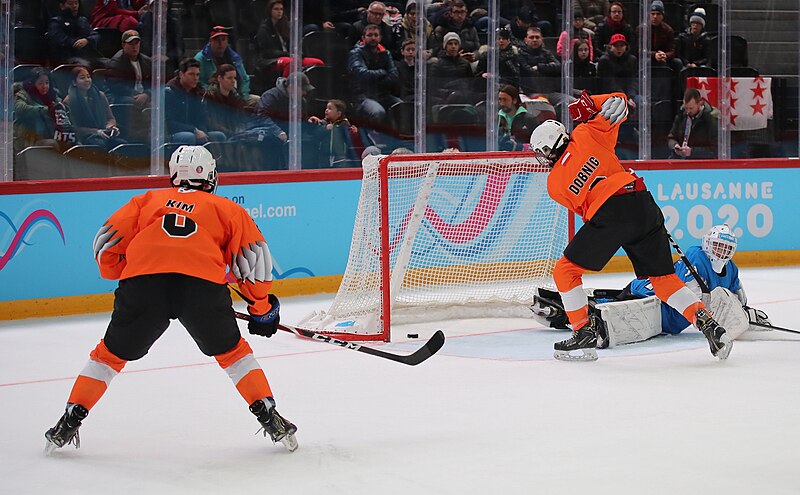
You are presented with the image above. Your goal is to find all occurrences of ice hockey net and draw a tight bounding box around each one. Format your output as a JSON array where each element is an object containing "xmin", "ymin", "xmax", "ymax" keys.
[{"xmin": 299, "ymin": 151, "xmax": 570, "ymax": 341}]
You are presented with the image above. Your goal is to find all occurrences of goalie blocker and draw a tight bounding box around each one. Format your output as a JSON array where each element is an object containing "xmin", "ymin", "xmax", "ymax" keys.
[{"xmin": 531, "ymin": 287, "xmax": 759, "ymax": 348}]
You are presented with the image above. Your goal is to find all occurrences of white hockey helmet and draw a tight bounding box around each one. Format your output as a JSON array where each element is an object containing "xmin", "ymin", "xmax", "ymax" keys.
[
  {"xmin": 529, "ymin": 120, "xmax": 569, "ymax": 168},
  {"xmin": 168, "ymin": 145, "xmax": 217, "ymax": 192},
  {"xmin": 702, "ymin": 224, "xmax": 737, "ymax": 273}
]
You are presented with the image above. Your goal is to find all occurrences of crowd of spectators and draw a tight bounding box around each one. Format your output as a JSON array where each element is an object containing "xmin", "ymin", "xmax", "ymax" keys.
[{"xmin": 11, "ymin": 0, "xmax": 740, "ymax": 173}]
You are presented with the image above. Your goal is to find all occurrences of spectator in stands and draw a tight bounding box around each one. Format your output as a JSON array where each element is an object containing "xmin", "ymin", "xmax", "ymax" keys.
[
  {"xmin": 637, "ymin": 1, "xmax": 682, "ymax": 73},
  {"xmin": 557, "ymin": 10, "xmax": 594, "ymax": 62},
  {"xmin": 574, "ymin": 0, "xmax": 609, "ymax": 31},
  {"xmin": 203, "ymin": 64, "xmax": 250, "ymax": 139},
  {"xmin": 256, "ymin": 71, "xmax": 313, "ymax": 135},
  {"xmin": 164, "ymin": 58, "xmax": 226, "ymax": 145},
  {"xmin": 477, "ymin": 28, "xmax": 530, "ymax": 90},
  {"xmin": 519, "ymin": 26, "xmax": 561, "ymax": 94},
  {"xmin": 137, "ymin": 0, "xmax": 183, "ymax": 76},
  {"xmin": 47, "ymin": 0, "xmax": 101, "ymax": 67},
  {"xmin": 396, "ymin": 39, "xmax": 417, "ymax": 101},
  {"xmin": 13, "ymin": 68, "xmax": 65, "ymax": 153},
  {"xmin": 301, "ymin": 0, "xmax": 358, "ymax": 38},
  {"xmin": 63, "ymin": 66, "xmax": 128, "ymax": 151},
  {"xmin": 347, "ymin": 24, "xmax": 402, "ymax": 126},
  {"xmin": 497, "ymin": 84, "xmax": 539, "ymax": 151},
  {"xmin": 668, "ymin": 87, "xmax": 719, "ymax": 159},
  {"xmin": 106, "ymin": 29, "xmax": 152, "ymax": 107},
  {"xmin": 503, "ymin": 5, "xmax": 552, "ymax": 40},
  {"xmin": 255, "ymin": 0, "xmax": 324, "ymax": 81},
  {"xmin": 431, "ymin": 0, "xmax": 480, "ymax": 57},
  {"xmin": 194, "ymin": 26, "xmax": 258, "ymax": 106},
  {"xmin": 351, "ymin": 2, "xmax": 402, "ymax": 57},
  {"xmin": 398, "ymin": 1, "xmax": 434, "ymax": 54},
  {"xmin": 306, "ymin": 99, "xmax": 361, "ymax": 167},
  {"xmin": 677, "ymin": 8, "xmax": 712, "ymax": 68},
  {"xmin": 593, "ymin": 2, "xmax": 635, "ymax": 57},
  {"xmin": 429, "ymin": 32, "xmax": 477, "ymax": 105},
  {"xmin": 571, "ymin": 39, "xmax": 597, "ymax": 94},
  {"xmin": 91, "ymin": 0, "xmax": 146, "ymax": 32},
  {"xmin": 596, "ymin": 33, "xmax": 638, "ymax": 108}
]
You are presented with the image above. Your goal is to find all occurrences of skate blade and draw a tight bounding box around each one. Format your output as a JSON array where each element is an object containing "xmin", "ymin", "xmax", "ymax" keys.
[
  {"xmin": 280, "ymin": 433, "xmax": 298, "ymax": 452},
  {"xmin": 714, "ymin": 334, "xmax": 733, "ymax": 360},
  {"xmin": 553, "ymin": 348, "xmax": 598, "ymax": 362},
  {"xmin": 43, "ymin": 439, "xmax": 58, "ymax": 456}
]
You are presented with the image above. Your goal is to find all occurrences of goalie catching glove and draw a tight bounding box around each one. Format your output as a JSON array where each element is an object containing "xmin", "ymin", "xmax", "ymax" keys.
[
  {"xmin": 568, "ymin": 90, "xmax": 600, "ymax": 122},
  {"xmin": 248, "ymin": 294, "xmax": 280, "ymax": 338},
  {"xmin": 599, "ymin": 96, "xmax": 628, "ymax": 125}
]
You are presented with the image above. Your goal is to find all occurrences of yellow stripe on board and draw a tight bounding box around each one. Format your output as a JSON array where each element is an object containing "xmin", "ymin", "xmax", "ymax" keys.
[{"xmin": 2, "ymin": 252, "xmax": 800, "ymax": 321}]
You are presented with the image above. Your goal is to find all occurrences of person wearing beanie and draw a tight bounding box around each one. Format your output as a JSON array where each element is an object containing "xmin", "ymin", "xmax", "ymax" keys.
[
  {"xmin": 677, "ymin": 8, "xmax": 712, "ymax": 68},
  {"xmin": 429, "ymin": 26, "xmax": 477, "ymax": 105},
  {"xmin": 636, "ymin": 0, "xmax": 682, "ymax": 72}
]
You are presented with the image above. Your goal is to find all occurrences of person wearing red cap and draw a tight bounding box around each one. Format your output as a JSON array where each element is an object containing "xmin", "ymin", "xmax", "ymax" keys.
[
  {"xmin": 596, "ymin": 32, "xmax": 638, "ymax": 110},
  {"xmin": 194, "ymin": 26, "xmax": 258, "ymax": 105},
  {"xmin": 592, "ymin": 1, "xmax": 635, "ymax": 56},
  {"xmin": 91, "ymin": 0, "xmax": 147, "ymax": 33}
]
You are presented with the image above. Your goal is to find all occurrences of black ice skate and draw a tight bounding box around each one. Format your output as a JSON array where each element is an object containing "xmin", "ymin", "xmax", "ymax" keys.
[
  {"xmin": 44, "ymin": 403, "xmax": 89, "ymax": 455},
  {"xmin": 249, "ymin": 399, "xmax": 298, "ymax": 452},
  {"xmin": 695, "ymin": 308, "xmax": 733, "ymax": 360},
  {"xmin": 554, "ymin": 317, "xmax": 599, "ymax": 362}
]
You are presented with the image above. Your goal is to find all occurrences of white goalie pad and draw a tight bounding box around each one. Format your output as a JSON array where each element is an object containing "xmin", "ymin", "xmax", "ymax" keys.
[
  {"xmin": 706, "ymin": 287, "xmax": 750, "ymax": 340},
  {"xmin": 594, "ymin": 296, "xmax": 662, "ymax": 347}
]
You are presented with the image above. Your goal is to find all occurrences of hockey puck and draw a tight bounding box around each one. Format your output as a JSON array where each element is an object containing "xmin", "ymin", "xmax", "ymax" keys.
[{"xmin": 407, "ymin": 333, "xmax": 419, "ymax": 339}]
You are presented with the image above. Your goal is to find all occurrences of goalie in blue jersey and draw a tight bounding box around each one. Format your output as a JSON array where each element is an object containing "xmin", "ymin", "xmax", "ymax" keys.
[{"xmin": 531, "ymin": 224, "xmax": 773, "ymax": 347}]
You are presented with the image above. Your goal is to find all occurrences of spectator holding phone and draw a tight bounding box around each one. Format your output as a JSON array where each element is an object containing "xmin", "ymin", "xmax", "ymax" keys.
[{"xmin": 63, "ymin": 66, "xmax": 128, "ymax": 150}]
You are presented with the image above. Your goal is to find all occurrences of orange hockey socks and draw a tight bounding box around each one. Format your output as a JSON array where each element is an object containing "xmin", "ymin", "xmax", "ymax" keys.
[
  {"xmin": 215, "ymin": 338, "xmax": 273, "ymax": 405},
  {"xmin": 68, "ymin": 340, "xmax": 127, "ymax": 410},
  {"xmin": 649, "ymin": 274, "xmax": 705, "ymax": 324},
  {"xmin": 553, "ymin": 256, "xmax": 590, "ymax": 329}
]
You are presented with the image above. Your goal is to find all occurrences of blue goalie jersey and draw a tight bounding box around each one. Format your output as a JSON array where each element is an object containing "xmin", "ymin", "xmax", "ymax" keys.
[{"xmin": 627, "ymin": 246, "xmax": 741, "ymax": 334}]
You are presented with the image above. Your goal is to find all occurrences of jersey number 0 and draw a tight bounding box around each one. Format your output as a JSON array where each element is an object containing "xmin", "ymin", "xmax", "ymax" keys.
[{"xmin": 162, "ymin": 213, "xmax": 197, "ymax": 238}]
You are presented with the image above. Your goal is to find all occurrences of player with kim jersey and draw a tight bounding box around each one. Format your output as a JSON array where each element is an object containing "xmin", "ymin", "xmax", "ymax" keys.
[
  {"xmin": 528, "ymin": 90, "xmax": 732, "ymax": 361},
  {"xmin": 44, "ymin": 146, "xmax": 298, "ymax": 454}
]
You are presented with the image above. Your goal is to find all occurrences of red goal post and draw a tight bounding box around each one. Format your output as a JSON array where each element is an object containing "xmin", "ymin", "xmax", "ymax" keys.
[{"xmin": 299, "ymin": 151, "xmax": 570, "ymax": 341}]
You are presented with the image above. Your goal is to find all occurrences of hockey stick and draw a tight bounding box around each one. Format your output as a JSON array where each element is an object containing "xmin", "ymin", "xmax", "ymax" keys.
[
  {"xmin": 668, "ymin": 234, "xmax": 797, "ymax": 335},
  {"xmin": 234, "ymin": 311, "xmax": 446, "ymax": 366}
]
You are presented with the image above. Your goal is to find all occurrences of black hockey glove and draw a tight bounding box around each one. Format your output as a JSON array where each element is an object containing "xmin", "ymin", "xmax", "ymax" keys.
[{"xmin": 248, "ymin": 294, "xmax": 280, "ymax": 338}]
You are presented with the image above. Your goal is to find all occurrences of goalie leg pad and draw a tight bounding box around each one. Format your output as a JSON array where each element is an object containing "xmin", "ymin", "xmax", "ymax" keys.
[
  {"xmin": 594, "ymin": 296, "xmax": 662, "ymax": 347},
  {"xmin": 706, "ymin": 287, "xmax": 750, "ymax": 340}
]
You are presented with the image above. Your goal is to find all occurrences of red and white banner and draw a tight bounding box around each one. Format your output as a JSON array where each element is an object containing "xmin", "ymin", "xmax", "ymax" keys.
[{"xmin": 686, "ymin": 77, "xmax": 773, "ymax": 131}]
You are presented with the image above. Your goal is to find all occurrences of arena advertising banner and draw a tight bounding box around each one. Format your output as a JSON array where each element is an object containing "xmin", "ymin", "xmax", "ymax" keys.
[
  {"xmin": 636, "ymin": 166, "xmax": 799, "ymax": 252},
  {"xmin": 0, "ymin": 180, "xmax": 361, "ymax": 303}
]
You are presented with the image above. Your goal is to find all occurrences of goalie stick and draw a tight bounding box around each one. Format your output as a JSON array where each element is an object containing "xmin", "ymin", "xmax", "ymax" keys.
[
  {"xmin": 233, "ymin": 311, "xmax": 445, "ymax": 365},
  {"xmin": 667, "ymin": 234, "xmax": 796, "ymax": 335}
]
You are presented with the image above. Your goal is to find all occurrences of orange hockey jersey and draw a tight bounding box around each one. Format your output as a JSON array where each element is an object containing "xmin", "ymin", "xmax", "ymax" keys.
[
  {"xmin": 547, "ymin": 92, "xmax": 639, "ymax": 221},
  {"xmin": 93, "ymin": 187, "xmax": 273, "ymax": 315}
]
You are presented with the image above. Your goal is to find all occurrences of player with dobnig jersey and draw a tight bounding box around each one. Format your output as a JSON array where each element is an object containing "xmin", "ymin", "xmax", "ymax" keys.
[
  {"xmin": 44, "ymin": 145, "xmax": 298, "ymax": 454},
  {"xmin": 531, "ymin": 224, "xmax": 774, "ymax": 347},
  {"xmin": 527, "ymin": 90, "xmax": 732, "ymax": 361}
]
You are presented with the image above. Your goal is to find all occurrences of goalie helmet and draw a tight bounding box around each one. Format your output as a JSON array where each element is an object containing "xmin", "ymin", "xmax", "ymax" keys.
[
  {"xmin": 168, "ymin": 145, "xmax": 217, "ymax": 193},
  {"xmin": 702, "ymin": 224, "xmax": 737, "ymax": 273},
  {"xmin": 529, "ymin": 120, "xmax": 569, "ymax": 168}
]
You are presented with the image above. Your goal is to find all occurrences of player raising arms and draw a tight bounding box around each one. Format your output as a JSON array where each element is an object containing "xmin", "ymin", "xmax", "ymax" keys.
[
  {"xmin": 528, "ymin": 91, "xmax": 732, "ymax": 361},
  {"xmin": 44, "ymin": 146, "xmax": 298, "ymax": 454}
]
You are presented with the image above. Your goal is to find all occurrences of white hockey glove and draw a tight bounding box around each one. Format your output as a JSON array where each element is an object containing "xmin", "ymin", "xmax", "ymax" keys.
[
  {"xmin": 745, "ymin": 306, "xmax": 772, "ymax": 329},
  {"xmin": 599, "ymin": 96, "xmax": 628, "ymax": 125}
]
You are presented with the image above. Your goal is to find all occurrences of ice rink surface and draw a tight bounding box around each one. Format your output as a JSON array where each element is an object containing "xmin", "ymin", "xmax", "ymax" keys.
[{"xmin": 2, "ymin": 268, "xmax": 799, "ymax": 495}]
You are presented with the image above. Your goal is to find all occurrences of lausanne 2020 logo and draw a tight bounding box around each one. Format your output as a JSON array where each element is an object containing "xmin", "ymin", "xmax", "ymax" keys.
[{"xmin": 0, "ymin": 209, "xmax": 65, "ymax": 271}]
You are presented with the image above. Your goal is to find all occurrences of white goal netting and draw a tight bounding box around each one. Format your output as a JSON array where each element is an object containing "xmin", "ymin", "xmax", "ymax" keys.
[{"xmin": 300, "ymin": 152, "xmax": 569, "ymax": 340}]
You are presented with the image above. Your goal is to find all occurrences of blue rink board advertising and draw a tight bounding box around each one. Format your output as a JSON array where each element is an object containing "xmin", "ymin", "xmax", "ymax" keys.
[
  {"xmin": 633, "ymin": 168, "xmax": 800, "ymax": 252},
  {"xmin": 0, "ymin": 180, "xmax": 361, "ymax": 302}
]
